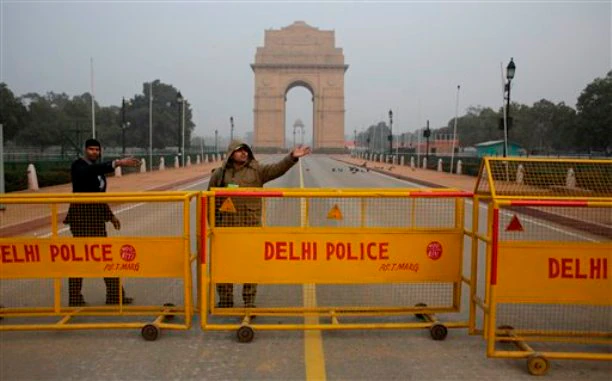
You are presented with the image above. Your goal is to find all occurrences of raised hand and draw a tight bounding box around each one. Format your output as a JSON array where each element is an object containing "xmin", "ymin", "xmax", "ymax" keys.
[{"xmin": 291, "ymin": 145, "xmax": 312, "ymax": 158}]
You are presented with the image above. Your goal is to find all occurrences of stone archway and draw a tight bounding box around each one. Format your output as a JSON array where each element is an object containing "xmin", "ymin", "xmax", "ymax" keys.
[{"xmin": 251, "ymin": 21, "xmax": 348, "ymax": 152}]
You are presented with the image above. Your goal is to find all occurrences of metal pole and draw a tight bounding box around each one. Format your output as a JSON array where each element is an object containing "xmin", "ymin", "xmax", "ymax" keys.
[
  {"xmin": 425, "ymin": 120, "xmax": 430, "ymax": 161},
  {"xmin": 230, "ymin": 116, "xmax": 234, "ymax": 142},
  {"xmin": 121, "ymin": 97, "xmax": 126, "ymax": 156},
  {"xmin": 388, "ymin": 110, "xmax": 393, "ymax": 154},
  {"xmin": 215, "ymin": 129, "xmax": 218, "ymax": 153},
  {"xmin": 182, "ymin": 100, "xmax": 186, "ymax": 167},
  {"xmin": 149, "ymin": 82, "xmax": 153, "ymax": 171},
  {"xmin": 0, "ymin": 124, "xmax": 5, "ymax": 210},
  {"xmin": 177, "ymin": 95, "xmax": 182, "ymax": 165},
  {"xmin": 90, "ymin": 57, "xmax": 96, "ymax": 138},
  {"xmin": 450, "ymin": 85, "xmax": 460, "ymax": 173}
]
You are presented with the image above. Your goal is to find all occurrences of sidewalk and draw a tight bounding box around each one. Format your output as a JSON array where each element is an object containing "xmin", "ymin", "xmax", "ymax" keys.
[{"xmin": 332, "ymin": 154, "xmax": 477, "ymax": 191}]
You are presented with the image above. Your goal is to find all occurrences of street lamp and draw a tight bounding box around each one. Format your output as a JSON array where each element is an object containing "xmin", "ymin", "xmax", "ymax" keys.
[
  {"xmin": 354, "ymin": 129, "xmax": 357, "ymax": 151},
  {"xmin": 502, "ymin": 58, "xmax": 516, "ymax": 157},
  {"xmin": 121, "ymin": 97, "xmax": 131, "ymax": 156},
  {"xmin": 423, "ymin": 120, "xmax": 431, "ymax": 162},
  {"xmin": 215, "ymin": 129, "xmax": 218, "ymax": 153},
  {"xmin": 176, "ymin": 91, "xmax": 183, "ymax": 165},
  {"xmin": 230, "ymin": 116, "xmax": 234, "ymax": 142},
  {"xmin": 388, "ymin": 109, "xmax": 393, "ymax": 155}
]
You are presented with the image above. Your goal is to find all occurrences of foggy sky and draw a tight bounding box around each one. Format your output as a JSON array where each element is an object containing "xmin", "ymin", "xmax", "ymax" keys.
[{"xmin": 2, "ymin": 1, "xmax": 611, "ymax": 145}]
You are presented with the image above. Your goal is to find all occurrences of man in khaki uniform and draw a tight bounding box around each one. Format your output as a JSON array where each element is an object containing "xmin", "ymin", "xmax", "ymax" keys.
[{"xmin": 208, "ymin": 140, "xmax": 311, "ymax": 308}]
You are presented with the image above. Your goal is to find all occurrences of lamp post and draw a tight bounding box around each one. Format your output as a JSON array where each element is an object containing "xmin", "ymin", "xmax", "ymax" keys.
[
  {"xmin": 215, "ymin": 129, "xmax": 218, "ymax": 153},
  {"xmin": 424, "ymin": 120, "xmax": 431, "ymax": 162},
  {"xmin": 176, "ymin": 91, "xmax": 183, "ymax": 166},
  {"xmin": 502, "ymin": 58, "xmax": 516, "ymax": 157},
  {"xmin": 293, "ymin": 125, "xmax": 296, "ymax": 147},
  {"xmin": 230, "ymin": 116, "xmax": 234, "ymax": 142},
  {"xmin": 388, "ymin": 109, "xmax": 393, "ymax": 155},
  {"xmin": 121, "ymin": 97, "xmax": 131, "ymax": 156},
  {"xmin": 354, "ymin": 129, "xmax": 357, "ymax": 151}
]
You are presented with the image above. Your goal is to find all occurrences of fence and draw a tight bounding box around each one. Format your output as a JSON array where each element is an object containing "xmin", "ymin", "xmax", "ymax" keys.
[
  {"xmin": 0, "ymin": 192, "xmax": 198, "ymax": 341},
  {"xmin": 200, "ymin": 188, "xmax": 474, "ymax": 343}
]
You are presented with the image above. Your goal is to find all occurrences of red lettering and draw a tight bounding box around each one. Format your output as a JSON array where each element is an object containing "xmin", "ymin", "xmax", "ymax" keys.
[
  {"xmin": 102, "ymin": 245, "xmax": 112, "ymax": 261},
  {"xmin": 276, "ymin": 242, "xmax": 287, "ymax": 260},
  {"xmin": 1, "ymin": 245, "xmax": 13, "ymax": 263},
  {"xmin": 367, "ymin": 243, "xmax": 377, "ymax": 260},
  {"xmin": 561, "ymin": 258, "xmax": 572, "ymax": 278},
  {"xmin": 289, "ymin": 242, "xmax": 300, "ymax": 261},
  {"xmin": 264, "ymin": 241, "xmax": 274, "ymax": 260},
  {"xmin": 336, "ymin": 243, "xmax": 346, "ymax": 260},
  {"xmin": 50, "ymin": 245, "xmax": 60, "ymax": 262},
  {"xmin": 379, "ymin": 243, "xmax": 389, "ymax": 260},
  {"xmin": 575, "ymin": 258, "xmax": 587, "ymax": 279},
  {"xmin": 548, "ymin": 258, "xmax": 559, "ymax": 278},
  {"xmin": 326, "ymin": 242, "xmax": 334, "ymax": 260},
  {"xmin": 347, "ymin": 243, "xmax": 358, "ymax": 260},
  {"xmin": 590, "ymin": 258, "xmax": 602, "ymax": 279}
]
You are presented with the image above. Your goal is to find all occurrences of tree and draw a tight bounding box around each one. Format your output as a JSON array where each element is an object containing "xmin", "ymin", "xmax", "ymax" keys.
[
  {"xmin": 576, "ymin": 71, "xmax": 612, "ymax": 153},
  {"xmin": 124, "ymin": 80, "xmax": 195, "ymax": 150},
  {"xmin": 0, "ymin": 83, "xmax": 29, "ymax": 141}
]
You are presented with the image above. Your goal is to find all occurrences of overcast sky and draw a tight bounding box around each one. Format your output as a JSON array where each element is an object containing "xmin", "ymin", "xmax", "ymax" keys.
[{"xmin": 2, "ymin": 0, "xmax": 611, "ymax": 144}]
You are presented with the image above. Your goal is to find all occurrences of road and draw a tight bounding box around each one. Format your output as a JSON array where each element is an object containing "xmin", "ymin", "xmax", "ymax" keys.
[{"xmin": 0, "ymin": 155, "xmax": 610, "ymax": 380}]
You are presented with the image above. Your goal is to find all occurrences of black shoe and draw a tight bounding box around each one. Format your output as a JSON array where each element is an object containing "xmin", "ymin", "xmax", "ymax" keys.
[{"xmin": 106, "ymin": 297, "xmax": 133, "ymax": 305}]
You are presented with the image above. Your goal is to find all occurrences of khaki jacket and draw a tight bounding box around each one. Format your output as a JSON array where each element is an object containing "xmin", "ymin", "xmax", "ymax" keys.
[{"xmin": 208, "ymin": 140, "xmax": 297, "ymax": 226}]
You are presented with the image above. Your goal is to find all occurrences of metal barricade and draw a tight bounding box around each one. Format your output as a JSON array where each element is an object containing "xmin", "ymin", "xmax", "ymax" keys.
[
  {"xmin": 200, "ymin": 188, "xmax": 474, "ymax": 342},
  {"xmin": 0, "ymin": 192, "xmax": 198, "ymax": 340},
  {"xmin": 470, "ymin": 158, "xmax": 612, "ymax": 375}
]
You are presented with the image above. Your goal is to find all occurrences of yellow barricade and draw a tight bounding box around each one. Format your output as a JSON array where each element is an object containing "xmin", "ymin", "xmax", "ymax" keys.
[
  {"xmin": 200, "ymin": 188, "xmax": 474, "ymax": 342},
  {"xmin": 470, "ymin": 158, "xmax": 612, "ymax": 376},
  {"xmin": 0, "ymin": 192, "xmax": 198, "ymax": 341}
]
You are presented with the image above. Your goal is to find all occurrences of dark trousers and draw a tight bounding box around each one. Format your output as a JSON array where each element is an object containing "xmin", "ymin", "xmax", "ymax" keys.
[
  {"xmin": 68, "ymin": 222, "xmax": 127, "ymax": 304},
  {"xmin": 216, "ymin": 283, "xmax": 257, "ymax": 307}
]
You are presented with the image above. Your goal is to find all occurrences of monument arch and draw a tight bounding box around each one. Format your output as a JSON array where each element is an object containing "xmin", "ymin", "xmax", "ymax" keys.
[{"xmin": 251, "ymin": 21, "xmax": 348, "ymax": 152}]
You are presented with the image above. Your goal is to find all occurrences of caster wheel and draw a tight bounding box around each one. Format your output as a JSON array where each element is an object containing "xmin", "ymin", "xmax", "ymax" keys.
[
  {"xmin": 163, "ymin": 303, "xmax": 176, "ymax": 320},
  {"xmin": 527, "ymin": 355, "xmax": 550, "ymax": 376},
  {"xmin": 141, "ymin": 324, "xmax": 159, "ymax": 341},
  {"xmin": 237, "ymin": 326, "xmax": 254, "ymax": 343},
  {"xmin": 430, "ymin": 323, "xmax": 448, "ymax": 341},
  {"xmin": 414, "ymin": 303, "xmax": 427, "ymax": 320},
  {"xmin": 0, "ymin": 304, "xmax": 4, "ymax": 321}
]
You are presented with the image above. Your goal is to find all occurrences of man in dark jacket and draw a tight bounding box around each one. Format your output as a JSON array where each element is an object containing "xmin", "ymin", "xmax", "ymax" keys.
[
  {"xmin": 63, "ymin": 138, "xmax": 140, "ymax": 306},
  {"xmin": 208, "ymin": 140, "xmax": 311, "ymax": 308}
]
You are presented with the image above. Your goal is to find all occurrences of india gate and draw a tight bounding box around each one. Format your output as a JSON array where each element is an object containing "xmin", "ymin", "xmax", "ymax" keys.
[{"xmin": 251, "ymin": 21, "xmax": 348, "ymax": 152}]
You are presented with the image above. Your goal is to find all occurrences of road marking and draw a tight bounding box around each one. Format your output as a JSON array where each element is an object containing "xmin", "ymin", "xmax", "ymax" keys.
[{"xmin": 300, "ymin": 158, "xmax": 327, "ymax": 381}]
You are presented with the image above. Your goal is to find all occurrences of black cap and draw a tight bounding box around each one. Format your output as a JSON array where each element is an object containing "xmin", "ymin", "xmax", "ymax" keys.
[{"xmin": 85, "ymin": 138, "xmax": 101, "ymax": 148}]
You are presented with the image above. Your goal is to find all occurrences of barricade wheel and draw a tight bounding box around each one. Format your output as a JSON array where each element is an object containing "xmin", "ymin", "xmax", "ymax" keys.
[
  {"xmin": 163, "ymin": 303, "xmax": 175, "ymax": 320},
  {"xmin": 414, "ymin": 303, "xmax": 427, "ymax": 320},
  {"xmin": 141, "ymin": 324, "xmax": 159, "ymax": 341},
  {"xmin": 237, "ymin": 326, "xmax": 254, "ymax": 343},
  {"xmin": 527, "ymin": 355, "xmax": 550, "ymax": 376},
  {"xmin": 430, "ymin": 323, "xmax": 448, "ymax": 341},
  {"xmin": 0, "ymin": 304, "xmax": 4, "ymax": 320}
]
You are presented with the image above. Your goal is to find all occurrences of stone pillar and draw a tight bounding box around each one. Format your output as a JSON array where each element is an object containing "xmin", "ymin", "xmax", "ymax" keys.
[
  {"xmin": 456, "ymin": 160, "xmax": 462, "ymax": 175},
  {"xmin": 27, "ymin": 164, "xmax": 39, "ymax": 191},
  {"xmin": 437, "ymin": 159, "xmax": 443, "ymax": 172},
  {"xmin": 159, "ymin": 157, "xmax": 165, "ymax": 171}
]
